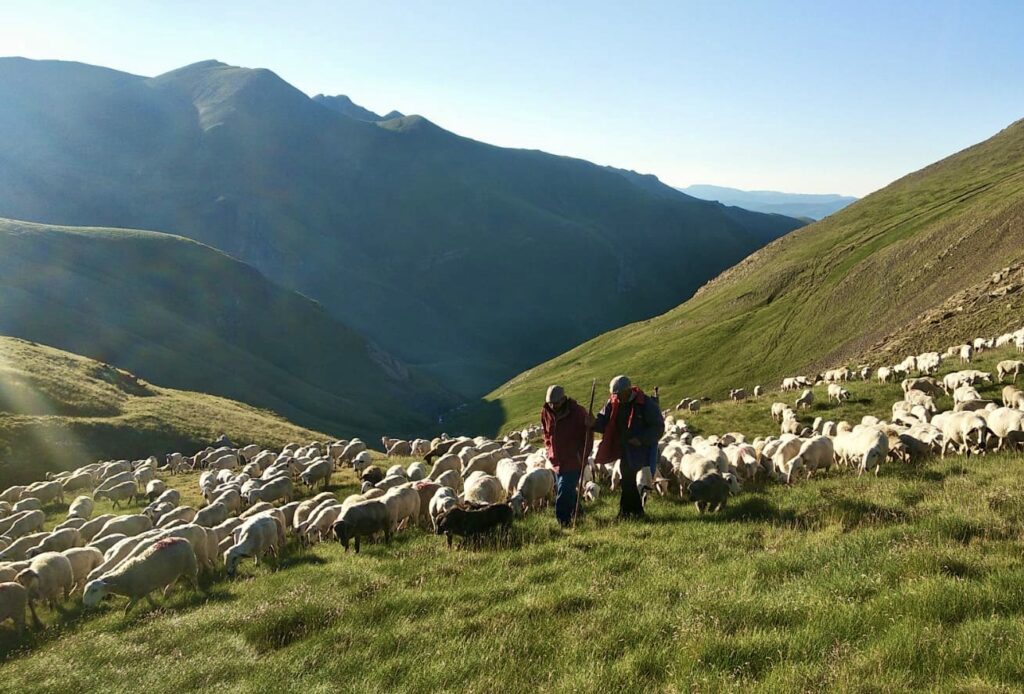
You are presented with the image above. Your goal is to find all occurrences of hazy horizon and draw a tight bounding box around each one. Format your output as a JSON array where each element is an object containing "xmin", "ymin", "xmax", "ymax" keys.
[{"xmin": 4, "ymin": 1, "xmax": 1023, "ymax": 197}]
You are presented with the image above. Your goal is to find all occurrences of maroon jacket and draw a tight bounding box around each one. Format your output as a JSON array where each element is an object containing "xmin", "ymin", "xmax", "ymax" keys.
[{"xmin": 541, "ymin": 398, "xmax": 593, "ymax": 473}]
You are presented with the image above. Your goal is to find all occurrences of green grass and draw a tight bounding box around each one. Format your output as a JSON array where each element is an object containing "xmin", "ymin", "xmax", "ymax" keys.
[
  {"xmin": 4, "ymin": 450, "xmax": 1024, "ymax": 691},
  {"xmin": 0, "ymin": 336, "xmax": 331, "ymax": 485},
  {"xmin": 466, "ymin": 117, "xmax": 1024, "ymax": 435}
]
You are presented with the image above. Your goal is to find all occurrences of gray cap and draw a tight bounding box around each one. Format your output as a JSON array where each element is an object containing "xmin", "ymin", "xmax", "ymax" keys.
[
  {"xmin": 610, "ymin": 375, "xmax": 631, "ymax": 394},
  {"xmin": 545, "ymin": 385, "xmax": 566, "ymax": 404}
]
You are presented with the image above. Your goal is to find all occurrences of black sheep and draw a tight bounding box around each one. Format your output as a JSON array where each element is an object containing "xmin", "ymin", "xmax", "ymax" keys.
[{"xmin": 435, "ymin": 503, "xmax": 514, "ymax": 549}]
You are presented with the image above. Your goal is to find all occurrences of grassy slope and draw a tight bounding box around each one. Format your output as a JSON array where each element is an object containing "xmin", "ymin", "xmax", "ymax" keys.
[
  {"xmin": 473, "ymin": 118, "xmax": 1024, "ymax": 434},
  {"xmin": 0, "ymin": 336, "xmax": 329, "ymax": 485},
  {"xmin": 3, "ymin": 345, "xmax": 1024, "ymax": 690},
  {"xmin": 0, "ymin": 218, "xmax": 453, "ymax": 439}
]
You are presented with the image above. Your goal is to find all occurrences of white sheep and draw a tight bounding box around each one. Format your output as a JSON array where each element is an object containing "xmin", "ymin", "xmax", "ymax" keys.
[
  {"xmin": 428, "ymin": 488, "xmax": 458, "ymax": 532},
  {"xmin": 0, "ymin": 533, "xmax": 49, "ymax": 562},
  {"xmin": 95, "ymin": 481, "xmax": 138, "ymax": 509},
  {"xmin": 62, "ymin": 547, "xmax": 104, "ymax": 593},
  {"xmin": 463, "ymin": 473, "xmax": 505, "ymax": 506},
  {"xmin": 784, "ymin": 436, "xmax": 835, "ymax": 483},
  {"xmin": 244, "ymin": 476, "xmax": 293, "ymax": 506},
  {"xmin": 0, "ymin": 510, "xmax": 45, "ymax": 540},
  {"xmin": 84, "ymin": 537, "xmax": 198, "ymax": 613},
  {"xmin": 827, "ymin": 384, "xmax": 850, "ymax": 404},
  {"xmin": 997, "ymin": 360, "xmax": 1024, "ymax": 383},
  {"xmin": 17, "ymin": 552, "xmax": 74, "ymax": 611},
  {"xmin": 381, "ymin": 487, "xmax": 421, "ymax": 533},
  {"xmin": 428, "ymin": 453, "xmax": 462, "ymax": 480},
  {"xmin": 508, "ymin": 468, "xmax": 555, "ymax": 517},
  {"xmin": 25, "ymin": 481, "xmax": 63, "ymax": 506},
  {"xmin": 582, "ymin": 481, "xmax": 600, "ymax": 502},
  {"xmin": 26, "ymin": 528, "xmax": 83, "ymax": 558},
  {"xmin": 795, "ymin": 389, "xmax": 814, "ymax": 410},
  {"xmin": 67, "ymin": 496, "xmax": 94, "ymax": 520},
  {"xmin": 406, "ymin": 462, "xmax": 428, "ymax": 481},
  {"xmin": 299, "ymin": 459, "xmax": 333, "ymax": 490},
  {"xmin": 495, "ymin": 458, "xmax": 528, "ymax": 497},
  {"xmin": 0, "ymin": 581, "xmax": 38, "ymax": 634},
  {"xmin": 225, "ymin": 516, "xmax": 282, "ymax": 577}
]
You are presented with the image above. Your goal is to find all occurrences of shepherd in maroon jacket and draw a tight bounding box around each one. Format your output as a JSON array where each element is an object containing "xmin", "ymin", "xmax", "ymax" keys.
[{"xmin": 541, "ymin": 385, "xmax": 594, "ymax": 527}]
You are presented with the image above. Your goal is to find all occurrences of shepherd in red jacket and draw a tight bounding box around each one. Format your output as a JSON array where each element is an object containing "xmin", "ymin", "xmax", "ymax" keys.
[{"xmin": 541, "ymin": 385, "xmax": 594, "ymax": 527}]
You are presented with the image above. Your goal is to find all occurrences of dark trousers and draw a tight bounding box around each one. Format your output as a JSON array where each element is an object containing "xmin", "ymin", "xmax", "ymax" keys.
[
  {"xmin": 555, "ymin": 471, "xmax": 580, "ymax": 526},
  {"xmin": 619, "ymin": 457, "xmax": 644, "ymax": 518}
]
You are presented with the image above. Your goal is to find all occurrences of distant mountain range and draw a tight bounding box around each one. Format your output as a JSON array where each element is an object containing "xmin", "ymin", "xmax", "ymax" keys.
[
  {"xmin": 0, "ymin": 57, "xmax": 804, "ymax": 405},
  {"xmin": 680, "ymin": 185, "xmax": 857, "ymax": 220},
  {"xmin": 312, "ymin": 94, "xmax": 404, "ymax": 122},
  {"xmin": 477, "ymin": 119, "xmax": 1024, "ymax": 432}
]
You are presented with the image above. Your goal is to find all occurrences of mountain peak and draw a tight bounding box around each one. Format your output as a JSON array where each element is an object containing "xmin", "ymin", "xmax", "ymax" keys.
[{"xmin": 313, "ymin": 93, "xmax": 403, "ymax": 122}]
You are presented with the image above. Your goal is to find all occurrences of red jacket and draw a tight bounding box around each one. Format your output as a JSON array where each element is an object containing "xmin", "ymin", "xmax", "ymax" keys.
[{"xmin": 541, "ymin": 399, "xmax": 593, "ymax": 473}]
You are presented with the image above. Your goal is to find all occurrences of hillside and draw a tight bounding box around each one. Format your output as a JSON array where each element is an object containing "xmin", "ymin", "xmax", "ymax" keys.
[
  {"xmin": 5, "ymin": 341, "xmax": 1024, "ymax": 689},
  {"xmin": 475, "ymin": 118, "xmax": 1024, "ymax": 433},
  {"xmin": 0, "ymin": 218, "xmax": 452, "ymax": 438},
  {"xmin": 0, "ymin": 57, "xmax": 804, "ymax": 397},
  {"xmin": 0, "ymin": 336, "xmax": 330, "ymax": 484},
  {"xmin": 681, "ymin": 185, "xmax": 857, "ymax": 220}
]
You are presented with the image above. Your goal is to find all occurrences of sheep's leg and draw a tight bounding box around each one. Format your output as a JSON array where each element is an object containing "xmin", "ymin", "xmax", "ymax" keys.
[
  {"xmin": 27, "ymin": 599, "xmax": 42, "ymax": 629},
  {"xmin": 354, "ymin": 536, "xmax": 361, "ymax": 554},
  {"xmin": 124, "ymin": 598, "xmax": 138, "ymax": 615}
]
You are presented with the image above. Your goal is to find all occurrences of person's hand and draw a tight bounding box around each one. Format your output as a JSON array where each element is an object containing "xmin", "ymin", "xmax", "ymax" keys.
[{"xmin": 627, "ymin": 437, "xmax": 642, "ymax": 447}]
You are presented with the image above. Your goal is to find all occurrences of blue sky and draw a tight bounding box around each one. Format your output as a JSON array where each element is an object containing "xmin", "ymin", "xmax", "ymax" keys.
[{"xmin": 4, "ymin": 0, "xmax": 1022, "ymax": 196}]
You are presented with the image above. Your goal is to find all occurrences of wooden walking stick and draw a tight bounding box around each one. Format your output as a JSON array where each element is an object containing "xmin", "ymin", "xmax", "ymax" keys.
[{"xmin": 572, "ymin": 378, "xmax": 597, "ymax": 529}]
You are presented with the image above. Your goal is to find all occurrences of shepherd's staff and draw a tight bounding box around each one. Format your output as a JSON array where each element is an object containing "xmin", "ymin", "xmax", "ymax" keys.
[{"xmin": 572, "ymin": 378, "xmax": 597, "ymax": 529}]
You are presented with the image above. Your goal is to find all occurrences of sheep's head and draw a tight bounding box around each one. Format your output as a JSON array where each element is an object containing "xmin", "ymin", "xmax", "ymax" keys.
[
  {"xmin": 82, "ymin": 578, "xmax": 109, "ymax": 607},
  {"xmin": 15, "ymin": 568, "xmax": 39, "ymax": 593},
  {"xmin": 224, "ymin": 548, "xmax": 242, "ymax": 577}
]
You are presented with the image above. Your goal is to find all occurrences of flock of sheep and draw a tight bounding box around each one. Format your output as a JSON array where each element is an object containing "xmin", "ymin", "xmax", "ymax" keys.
[{"xmin": 0, "ymin": 325, "xmax": 1022, "ymax": 639}]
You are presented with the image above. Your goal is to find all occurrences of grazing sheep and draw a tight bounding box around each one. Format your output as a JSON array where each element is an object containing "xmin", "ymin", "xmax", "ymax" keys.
[
  {"xmin": 93, "ymin": 514, "xmax": 153, "ymax": 542},
  {"xmin": 434, "ymin": 469, "xmax": 463, "ymax": 493},
  {"xmin": 78, "ymin": 514, "xmax": 116, "ymax": 543},
  {"xmin": 795, "ymin": 389, "xmax": 814, "ymax": 410},
  {"xmin": 0, "ymin": 581, "xmax": 38, "ymax": 634},
  {"xmin": 876, "ymin": 367, "xmax": 892, "ymax": 383},
  {"xmin": 17, "ymin": 552, "xmax": 74, "ymax": 611},
  {"xmin": 61, "ymin": 471, "xmax": 95, "ymax": 494},
  {"xmin": 0, "ymin": 486, "xmax": 25, "ymax": 504},
  {"xmin": 333, "ymin": 500, "xmax": 391, "ymax": 553},
  {"xmin": 0, "ymin": 510, "xmax": 45, "ymax": 540},
  {"xmin": 157, "ymin": 506, "xmax": 197, "ymax": 528},
  {"xmin": 95, "ymin": 481, "xmax": 138, "ymax": 509},
  {"xmin": 787, "ymin": 436, "xmax": 835, "ymax": 482},
  {"xmin": 225, "ymin": 516, "xmax": 281, "ymax": 577},
  {"xmin": 25, "ymin": 481, "xmax": 63, "ymax": 506},
  {"xmin": 508, "ymin": 468, "xmax": 555, "ymax": 517},
  {"xmin": 582, "ymin": 481, "xmax": 600, "ymax": 502},
  {"xmin": 244, "ymin": 476, "xmax": 293, "ymax": 506},
  {"xmin": 0, "ymin": 534, "xmax": 49, "ymax": 562},
  {"xmin": 62, "ymin": 547, "xmax": 104, "ymax": 593},
  {"xmin": 771, "ymin": 402, "xmax": 789, "ymax": 422},
  {"xmin": 26, "ymin": 528, "xmax": 82, "ymax": 558},
  {"xmin": 827, "ymin": 384, "xmax": 850, "ymax": 404},
  {"xmin": 12, "ymin": 498, "xmax": 42, "ymax": 514},
  {"xmin": 428, "ymin": 488, "xmax": 458, "ymax": 532},
  {"xmin": 194, "ymin": 502, "xmax": 229, "ymax": 528},
  {"xmin": 83, "ymin": 537, "xmax": 198, "ymax": 613},
  {"xmin": 299, "ymin": 459, "xmax": 333, "ymax": 490},
  {"xmin": 753, "ymin": 385, "xmax": 764, "ymax": 397},
  {"xmin": 463, "ymin": 473, "xmax": 506, "ymax": 506},
  {"xmin": 381, "ymin": 487, "xmax": 421, "ymax": 533},
  {"xmin": 435, "ymin": 504, "xmax": 514, "ymax": 549},
  {"xmin": 687, "ymin": 472, "xmax": 739, "ymax": 513},
  {"xmin": 67, "ymin": 496, "xmax": 94, "ymax": 521},
  {"xmin": 729, "ymin": 388, "xmax": 747, "ymax": 401},
  {"xmin": 998, "ymin": 360, "xmax": 1024, "ymax": 383},
  {"xmin": 960, "ymin": 344, "xmax": 974, "ymax": 364},
  {"xmin": 145, "ymin": 479, "xmax": 167, "ymax": 502},
  {"xmin": 985, "ymin": 407, "xmax": 1024, "ymax": 451},
  {"xmin": 406, "ymin": 462, "xmax": 428, "ymax": 481}
]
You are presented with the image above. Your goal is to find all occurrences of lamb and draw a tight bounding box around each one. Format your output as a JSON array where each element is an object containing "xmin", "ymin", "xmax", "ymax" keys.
[
  {"xmin": 428, "ymin": 488, "xmax": 459, "ymax": 532},
  {"xmin": 225, "ymin": 516, "xmax": 281, "ymax": 577},
  {"xmin": 463, "ymin": 473, "xmax": 506, "ymax": 506},
  {"xmin": 795, "ymin": 389, "xmax": 814, "ymax": 410},
  {"xmin": 26, "ymin": 528, "xmax": 82, "ymax": 558},
  {"xmin": 94, "ymin": 480, "xmax": 138, "ymax": 508},
  {"xmin": 582, "ymin": 481, "xmax": 600, "ymax": 502},
  {"xmin": 508, "ymin": 468, "xmax": 555, "ymax": 517},
  {"xmin": 83, "ymin": 537, "xmax": 198, "ymax": 613},
  {"xmin": 62, "ymin": 547, "xmax": 104, "ymax": 593},
  {"xmin": 998, "ymin": 360, "xmax": 1024, "ymax": 383},
  {"xmin": 687, "ymin": 472, "xmax": 739, "ymax": 513},
  {"xmin": 0, "ymin": 581, "xmax": 38, "ymax": 634},
  {"xmin": 17, "ymin": 552, "xmax": 74, "ymax": 611},
  {"xmin": 67, "ymin": 496, "xmax": 94, "ymax": 520},
  {"xmin": 299, "ymin": 459, "xmax": 333, "ymax": 490},
  {"xmin": 435, "ymin": 504, "xmax": 514, "ymax": 549},
  {"xmin": 381, "ymin": 487, "xmax": 421, "ymax": 533},
  {"xmin": 332, "ymin": 500, "xmax": 391, "ymax": 553},
  {"xmin": 244, "ymin": 476, "xmax": 293, "ymax": 506}
]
